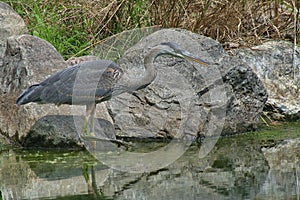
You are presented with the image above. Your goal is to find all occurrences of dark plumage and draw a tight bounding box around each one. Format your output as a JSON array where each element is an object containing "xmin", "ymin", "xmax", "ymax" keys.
[{"xmin": 16, "ymin": 60, "xmax": 123, "ymax": 106}]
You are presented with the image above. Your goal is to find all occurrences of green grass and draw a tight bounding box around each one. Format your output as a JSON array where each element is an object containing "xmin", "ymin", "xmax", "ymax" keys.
[
  {"xmin": 255, "ymin": 121, "xmax": 300, "ymax": 140},
  {"xmin": 31, "ymin": 18, "xmax": 90, "ymax": 60},
  {"xmin": 205, "ymin": 121, "xmax": 300, "ymax": 154},
  {"xmin": 226, "ymin": 121, "xmax": 300, "ymax": 147},
  {"xmin": 3, "ymin": 0, "xmax": 92, "ymax": 60}
]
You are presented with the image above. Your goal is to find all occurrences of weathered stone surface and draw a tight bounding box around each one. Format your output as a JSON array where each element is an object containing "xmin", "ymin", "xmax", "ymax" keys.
[
  {"xmin": 231, "ymin": 41, "xmax": 300, "ymax": 120},
  {"xmin": 0, "ymin": 34, "xmax": 68, "ymax": 140},
  {"xmin": 0, "ymin": 2, "xmax": 27, "ymax": 65},
  {"xmin": 0, "ymin": 34, "xmax": 67, "ymax": 94},
  {"xmin": 107, "ymin": 29, "xmax": 267, "ymax": 138},
  {"xmin": 66, "ymin": 55, "xmax": 98, "ymax": 66}
]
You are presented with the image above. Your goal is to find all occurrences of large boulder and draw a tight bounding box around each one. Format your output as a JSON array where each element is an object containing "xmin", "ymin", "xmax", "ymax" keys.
[
  {"xmin": 0, "ymin": 34, "xmax": 68, "ymax": 140},
  {"xmin": 231, "ymin": 41, "xmax": 300, "ymax": 120},
  {"xmin": 107, "ymin": 29, "xmax": 267, "ymax": 139},
  {"xmin": 0, "ymin": 34, "xmax": 67, "ymax": 95}
]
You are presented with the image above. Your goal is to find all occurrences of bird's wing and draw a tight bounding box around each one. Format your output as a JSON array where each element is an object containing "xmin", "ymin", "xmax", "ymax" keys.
[
  {"xmin": 38, "ymin": 64, "xmax": 80, "ymax": 104},
  {"xmin": 16, "ymin": 60, "xmax": 123, "ymax": 105},
  {"xmin": 39, "ymin": 60, "xmax": 122, "ymax": 105}
]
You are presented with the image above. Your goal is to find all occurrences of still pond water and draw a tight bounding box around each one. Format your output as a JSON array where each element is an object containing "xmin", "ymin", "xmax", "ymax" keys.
[{"xmin": 1, "ymin": 123, "xmax": 300, "ymax": 200}]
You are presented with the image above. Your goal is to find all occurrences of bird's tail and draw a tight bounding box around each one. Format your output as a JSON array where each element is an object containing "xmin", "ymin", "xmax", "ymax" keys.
[{"xmin": 16, "ymin": 84, "xmax": 42, "ymax": 105}]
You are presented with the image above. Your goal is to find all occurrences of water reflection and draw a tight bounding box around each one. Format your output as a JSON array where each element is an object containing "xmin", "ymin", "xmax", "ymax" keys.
[{"xmin": 0, "ymin": 137, "xmax": 299, "ymax": 200}]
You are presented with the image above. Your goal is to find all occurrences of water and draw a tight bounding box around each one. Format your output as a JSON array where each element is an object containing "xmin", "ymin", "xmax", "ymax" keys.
[{"xmin": 0, "ymin": 124, "xmax": 300, "ymax": 200}]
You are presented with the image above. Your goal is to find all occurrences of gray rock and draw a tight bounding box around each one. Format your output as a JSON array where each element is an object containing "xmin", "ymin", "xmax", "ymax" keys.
[
  {"xmin": 0, "ymin": 34, "xmax": 67, "ymax": 94},
  {"xmin": 0, "ymin": 34, "xmax": 68, "ymax": 140},
  {"xmin": 0, "ymin": 132, "xmax": 16, "ymax": 151},
  {"xmin": 231, "ymin": 41, "xmax": 300, "ymax": 120},
  {"xmin": 66, "ymin": 55, "xmax": 98, "ymax": 66},
  {"xmin": 107, "ymin": 29, "xmax": 267, "ymax": 138},
  {"xmin": 0, "ymin": 2, "xmax": 27, "ymax": 65}
]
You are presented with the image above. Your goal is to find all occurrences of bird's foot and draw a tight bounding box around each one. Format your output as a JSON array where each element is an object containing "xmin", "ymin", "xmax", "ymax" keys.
[
  {"xmin": 77, "ymin": 135, "xmax": 87, "ymax": 149},
  {"xmin": 80, "ymin": 132, "xmax": 97, "ymax": 150},
  {"xmin": 82, "ymin": 132, "xmax": 97, "ymax": 140},
  {"xmin": 82, "ymin": 129, "xmax": 92, "ymax": 137}
]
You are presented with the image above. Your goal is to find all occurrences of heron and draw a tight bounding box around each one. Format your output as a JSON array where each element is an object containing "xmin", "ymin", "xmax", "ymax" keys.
[{"xmin": 16, "ymin": 42, "xmax": 209, "ymax": 146}]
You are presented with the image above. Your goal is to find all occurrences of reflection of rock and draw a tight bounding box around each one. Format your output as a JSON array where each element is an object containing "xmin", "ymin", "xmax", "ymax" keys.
[
  {"xmin": 263, "ymin": 138, "xmax": 300, "ymax": 171},
  {"xmin": 0, "ymin": 150, "xmax": 38, "ymax": 199},
  {"xmin": 259, "ymin": 138, "xmax": 300, "ymax": 199},
  {"xmin": 3, "ymin": 139, "xmax": 269, "ymax": 199},
  {"xmin": 7, "ymin": 136, "xmax": 300, "ymax": 199},
  {"xmin": 231, "ymin": 41, "xmax": 300, "ymax": 120},
  {"xmin": 108, "ymin": 29, "xmax": 267, "ymax": 138},
  {"xmin": 99, "ymin": 139, "xmax": 268, "ymax": 199}
]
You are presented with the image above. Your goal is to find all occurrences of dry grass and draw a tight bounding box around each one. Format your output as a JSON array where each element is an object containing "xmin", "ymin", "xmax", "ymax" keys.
[
  {"xmin": 150, "ymin": 0, "xmax": 299, "ymax": 47},
  {"xmin": 4, "ymin": 0, "xmax": 300, "ymax": 58}
]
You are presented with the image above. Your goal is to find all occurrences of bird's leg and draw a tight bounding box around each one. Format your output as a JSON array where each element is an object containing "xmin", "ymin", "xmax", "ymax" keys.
[
  {"xmin": 88, "ymin": 104, "xmax": 97, "ymax": 150},
  {"xmin": 82, "ymin": 103, "xmax": 95, "ymax": 137},
  {"xmin": 81, "ymin": 103, "xmax": 97, "ymax": 149},
  {"xmin": 82, "ymin": 104, "xmax": 132, "ymax": 150},
  {"xmin": 78, "ymin": 113, "xmax": 89, "ymax": 148},
  {"xmin": 82, "ymin": 115, "xmax": 90, "ymax": 138},
  {"xmin": 89, "ymin": 103, "xmax": 96, "ymax": 137}
]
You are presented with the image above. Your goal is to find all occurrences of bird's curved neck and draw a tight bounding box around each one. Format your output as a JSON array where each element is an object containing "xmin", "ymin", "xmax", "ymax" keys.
[
  {"xmin": 128, "ymin": 48, "xmax": 160, "ymax": 91},
  {"xmin": 142, "ymin": 48, "xmax": 160, "ymax": 85},
  {"xmin": 112, "ymin": 48, "xmax": 161, "ymax": 96}
]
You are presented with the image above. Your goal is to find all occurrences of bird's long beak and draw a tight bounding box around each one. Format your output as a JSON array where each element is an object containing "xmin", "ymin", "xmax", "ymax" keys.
[{"xmin": 181, "ymin": 51, "xmax": 209, "ymax": 66}]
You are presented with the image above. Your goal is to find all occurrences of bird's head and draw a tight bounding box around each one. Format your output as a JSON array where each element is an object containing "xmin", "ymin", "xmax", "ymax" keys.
[{"xmin": 154, "ymin": 42, "xmax": 209, "ymax": 66}]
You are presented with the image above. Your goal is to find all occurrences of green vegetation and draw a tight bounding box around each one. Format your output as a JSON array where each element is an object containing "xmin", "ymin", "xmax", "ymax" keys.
[
  {"xmin": 3, "ymin": 0, "xmax": 299, "ymax": 60},
  {"xmin": 219, "ymin": 121, "xmax": 300, "ymax": 148},
  {"xmin": 253, "ymin": 121, "xmax": 300, "ymax": 140}
]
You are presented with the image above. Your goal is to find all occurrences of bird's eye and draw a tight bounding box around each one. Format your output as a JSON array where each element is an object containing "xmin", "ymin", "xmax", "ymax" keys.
[{"xmin": 113, "ymin": 70, "xmax": 121, "ymax": 79}]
